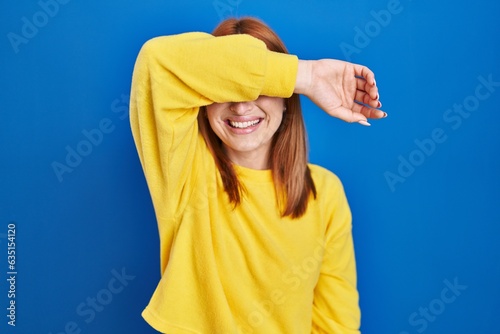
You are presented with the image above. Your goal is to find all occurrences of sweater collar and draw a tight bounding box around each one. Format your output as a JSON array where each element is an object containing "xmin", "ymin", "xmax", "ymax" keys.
[{"xmin": 233, "ymin": 164, "xmax": 273, "ymax": 184}]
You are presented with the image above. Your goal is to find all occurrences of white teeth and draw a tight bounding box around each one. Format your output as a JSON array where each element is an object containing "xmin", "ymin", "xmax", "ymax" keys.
[{"xmin": 229, "ymin": 119, "xmax": 260, "ymax": 128}]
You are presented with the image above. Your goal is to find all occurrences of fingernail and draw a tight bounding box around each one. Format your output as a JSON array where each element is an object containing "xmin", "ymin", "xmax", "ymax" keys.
[
  {"xmin": 378, "ymin": 101, "xmax": 382, "ymax": 108},
  {"xmin": 358, "ymin": 120, "xmax": 371, "ymax": 126},
  {"xmin": 383, "ymin": 112, "xmax": 388, "ymax": 118},
  {"xmin": 373, "ymin": 78, "xmax": 377, "ymax": 85},
  {"xmin": 376, "ymin": 92, "xmax": 380, "ymax": 100}
]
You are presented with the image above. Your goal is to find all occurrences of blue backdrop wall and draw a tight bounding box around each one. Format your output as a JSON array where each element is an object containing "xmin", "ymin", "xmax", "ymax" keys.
[{"xmin": 1, "ymin": 0, "xmax": 499, "ymax": 333}]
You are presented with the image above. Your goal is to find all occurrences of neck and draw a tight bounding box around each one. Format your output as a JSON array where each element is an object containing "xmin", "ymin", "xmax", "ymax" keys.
[{"xmin": 224, "ymin": 146, "xmax": 270, "ymax": 170}]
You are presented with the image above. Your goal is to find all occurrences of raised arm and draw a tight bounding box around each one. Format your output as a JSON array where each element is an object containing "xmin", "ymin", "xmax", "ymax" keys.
[{"xmin": 129, "ymin": 32, "xmax": 298, "ymax": 217}]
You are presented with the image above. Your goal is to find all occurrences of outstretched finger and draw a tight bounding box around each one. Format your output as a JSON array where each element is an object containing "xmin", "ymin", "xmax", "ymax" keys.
[
  {"xmin": 355, "ymin": 91, "xmax": 380, "ymax": 108},
  {"xmin": 355, "ymin": 74, "xmax": 378, "ymax": 99},
  {"xmin": 356, "ymin": 77, "xmax": 369, "ymax": 92},
  {"xmin": 353, "ymin": 64, "xmax": 375, "ymax": 85},
  {"xmin": 353, "ymin": 102, "xmax": 386, "ymax": 119}
]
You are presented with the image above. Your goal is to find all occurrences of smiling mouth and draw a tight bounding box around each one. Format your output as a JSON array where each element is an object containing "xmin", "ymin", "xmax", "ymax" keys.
[{"xmin": 227, "ymin": 118, "xmax": 262, "ymax": 129}]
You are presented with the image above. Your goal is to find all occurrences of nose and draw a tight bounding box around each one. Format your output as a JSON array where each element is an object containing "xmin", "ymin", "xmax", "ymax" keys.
[{"xmin": 229, "ymin": 102, "xmax": 252, "ymax": 114}]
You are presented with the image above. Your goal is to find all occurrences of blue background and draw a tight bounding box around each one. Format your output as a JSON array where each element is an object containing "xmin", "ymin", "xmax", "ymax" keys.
[{"xmin": 1, "ymin": 0, "xmax": 499, "ymax": 333}]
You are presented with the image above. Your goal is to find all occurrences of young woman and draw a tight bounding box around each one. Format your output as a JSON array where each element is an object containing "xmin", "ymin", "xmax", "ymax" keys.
[{"xmin": 130, "ymin": 17, "xmax": 384, "ymax": 334}]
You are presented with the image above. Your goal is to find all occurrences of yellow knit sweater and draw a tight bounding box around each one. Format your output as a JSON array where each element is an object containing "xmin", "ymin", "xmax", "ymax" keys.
[{"xmin": 130, "ymin": 32, "xmax": 360, "ymax": 334}]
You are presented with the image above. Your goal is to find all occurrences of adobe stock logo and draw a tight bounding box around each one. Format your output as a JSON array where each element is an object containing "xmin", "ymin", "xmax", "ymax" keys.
[
  {"xmin": 51, "ymin": 94, "xmax": 129, "ymax": 183},
  {"xmin": 238, "ymin": 238, "xmax": 331, "ymax": 333},
  {"xmin": 7, "ymin": 0, "xmax": 72, "ymax": 54},
  {"xmin": 339, "ymin": 0, "xmax": 405, "ymax": 61},
  {"xmin": 399, "ymin": 277, "xmax": 467, "ymax": 334},
  {"xmin": 212, "ymin": 0, "xmax": 242, "ymax": 21},
  {"xmin": 384, "ymin": 74, "xmax": 500, "ymax": 192},
  {"xmin": 48, "ymin": 267, "xmax": 135, "ymax": 334}
]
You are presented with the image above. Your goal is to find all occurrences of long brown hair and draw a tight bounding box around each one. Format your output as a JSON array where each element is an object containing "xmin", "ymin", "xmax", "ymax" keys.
[{"xmin": 198, "ymin": 17, "xmax": 316, "ymax": 218}]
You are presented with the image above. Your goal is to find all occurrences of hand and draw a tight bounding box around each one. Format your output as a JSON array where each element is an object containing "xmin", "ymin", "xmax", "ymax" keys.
[{"xmin": 294, "ymin": 59, "xmax": 386, "ymax": 125}]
